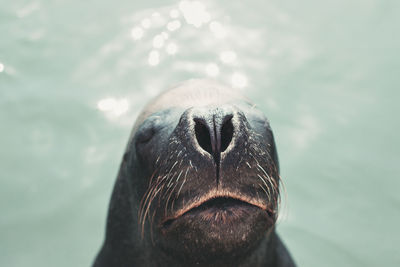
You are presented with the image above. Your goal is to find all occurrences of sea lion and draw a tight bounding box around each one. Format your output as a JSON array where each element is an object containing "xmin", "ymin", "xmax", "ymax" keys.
[{"xmin": 93, "ymin": 79, "xmax": 296, "ymax": 267}]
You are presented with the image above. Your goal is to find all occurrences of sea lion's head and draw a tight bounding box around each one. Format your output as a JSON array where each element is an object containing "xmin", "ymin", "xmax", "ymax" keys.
[{"xmin": 127, "ymin": 79, "xmax": 280, "ymax": 264}]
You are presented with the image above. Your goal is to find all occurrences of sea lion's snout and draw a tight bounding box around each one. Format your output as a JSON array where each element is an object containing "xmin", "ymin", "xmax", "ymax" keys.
[
  {"xmin": 177, "ymin": 106, "xmax": 237, "ymax": 188},
  {"xmin": 158, "ymin": 106, "xmax": 273, "ymax": 226},
  {"xmin": 191, "ymin": 108, "xmax": 235, "ymax": 167}
]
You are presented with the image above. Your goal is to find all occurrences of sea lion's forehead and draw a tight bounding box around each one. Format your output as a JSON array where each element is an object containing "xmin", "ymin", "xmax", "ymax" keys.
[
  {"xmin": 147, "ymin": 79, "xmax": 250, "ymax": 111},
  {"xmin": 135, "ymin": 79, "xmax": 252, "ymax": 129}
]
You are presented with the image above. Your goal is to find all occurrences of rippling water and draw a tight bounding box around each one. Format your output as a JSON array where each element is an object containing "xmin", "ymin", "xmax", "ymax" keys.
[{"xmin": 1, "ymin": 0, "xmax": 399, "ymax": 266}]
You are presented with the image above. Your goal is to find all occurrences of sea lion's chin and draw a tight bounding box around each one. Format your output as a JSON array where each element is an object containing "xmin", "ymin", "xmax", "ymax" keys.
[{"xmin": 158, "ymin": 196, "xmax": 275, "ymax": 258}]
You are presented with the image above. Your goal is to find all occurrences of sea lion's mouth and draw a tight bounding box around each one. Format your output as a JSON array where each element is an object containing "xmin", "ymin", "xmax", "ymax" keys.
[{"xmin": 161, "ymin": 192, "xmax": 274, "ymax": 229}]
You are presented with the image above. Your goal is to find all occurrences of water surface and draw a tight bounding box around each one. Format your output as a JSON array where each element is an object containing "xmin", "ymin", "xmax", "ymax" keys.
[{"xmin": 1, "ymin": 0, "xmax": 399, "ymax": 266}]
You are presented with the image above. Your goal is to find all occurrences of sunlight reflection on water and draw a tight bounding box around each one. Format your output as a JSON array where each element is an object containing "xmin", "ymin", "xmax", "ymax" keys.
[{"xmin": 91, "ymin": 0, "xmax": 272, "ymax": 123}]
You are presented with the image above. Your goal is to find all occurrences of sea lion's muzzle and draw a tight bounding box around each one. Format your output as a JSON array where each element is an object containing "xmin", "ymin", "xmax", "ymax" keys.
[{"xmin": 148, "ymin": 105, "xmax": 278, "ymax": 233}]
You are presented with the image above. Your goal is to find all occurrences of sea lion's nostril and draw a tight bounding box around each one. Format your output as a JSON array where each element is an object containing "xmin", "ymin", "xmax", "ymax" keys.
[
  {"xmin": 193, "ymin": 113, "xmax": 234, "ymax": 159},
  {"xmin": 220, "ymin": 115, "xmax": 233, "ymax": 152},
  {"xmin": 194, "ymin": 119, "xmax": 213, "ymax": 155},
  {"xmin": 193, "ymin": 113, "xmax": 234, "ymax": 186}
]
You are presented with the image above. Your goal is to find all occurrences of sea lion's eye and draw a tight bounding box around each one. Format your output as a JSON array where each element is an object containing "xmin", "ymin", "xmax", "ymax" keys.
[
  {"xmin": 135, "ymin": 119, "xmax": 158, "ymax": 145},
  {"xmin": 135, "ymin": 115, "xmax": 168, "ymax": 145},
  {"xmin": 136, "ymin": 126, "xmax": 155, "ymax": 144}
]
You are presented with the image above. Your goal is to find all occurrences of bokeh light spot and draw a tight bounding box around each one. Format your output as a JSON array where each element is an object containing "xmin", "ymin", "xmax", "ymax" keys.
[
  {"xmin": 131, "ymin": 27, "xmax": 144, "ymax": 40},
  {"xmin": 148, "ymin": 50, "xmax": 160, "ymax": 66},
  {"xmin": 141, "ymin": 18, "xmax": 151, "ymax": 29},
  {"xmin": 167, "ymin": 20, "xmax": 182, "ymax": 32},
  {"xmin": 231, "ymin": 72, "xmax": 248, "ymax": 88},
  {"xmin": 179, "ymin": 1, "xmax": 211, "ymax": 28},
  {"xmin": 220, "ymin": 51, "xmax": 237, "ymax": 64},
  {"xmin": 166, "ymin": 43, "xmax": 178, "ymax": 55},
  {"xmin": 205, "ymin": 63, "xmax": 220, "ymax": 77},
  {"xmin": 97, "ymin": 98, "xmax": 129, "ymax": 117},
  {"xmin": 209, "ymin": 21, "xmax": 227, "ymax": 38}
]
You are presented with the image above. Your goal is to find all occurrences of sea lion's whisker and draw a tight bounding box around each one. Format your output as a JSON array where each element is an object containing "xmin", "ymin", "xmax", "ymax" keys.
[
  {"xmin": 165, "ymin": 170, "xmax": 184, "ymax": 215},
  {"xmin": 141, "ymin": 184, "xmax": 164, "ymax": 238},
  {"xmin": 256, "ymin": 163, "xmax": 280, "ymax": 194},
  {"xmin": 263, "ymin": 172, "xmax": 277, "ymax": 196},
  {"xmin": 176, "ymin": 167, "xmax": 189, "ymax": 198},
  {"xmin": 140, "ymin": 176, "xmax": 166, "ymax": 238},
  {"xmin": 139, "ymin": 184, "xmax": 156, "ymax": 227},
  {"xmin": 167, "ymin": 171, "xmax": 177, "ymax": 188},
  {"xmin": 257, "ymin": 174, "xmax": 272, "ymax": 202},
  {"xmin": 170, "ymin": 167, "xmax": 186, "ymax": 214},
  {"xmin": 259, "ymin": 184, "xmax": 269, "ymax": 199},
  {"xmin": 256, "ymin": 163, "xmax": 269, "ymax": 180},
  {"xmin": 166, "ymin": 161, "xmax": 178, "ymax": 180},
  {"xmin": 150, "ymin": 209, "xmax": 157, "ymax": 245},
  {"xmin": 139, "ymin": 170, "xmax": 158, "ymax": 218},
  {"xmin": 175, "ymin": 169, "xmax": 183, "ymax": 183}
]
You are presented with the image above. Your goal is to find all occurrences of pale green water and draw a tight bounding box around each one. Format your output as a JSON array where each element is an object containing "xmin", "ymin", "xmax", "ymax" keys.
[{"xmin": 1, "ymin": 0, "xmax": 399, "ymax": 266}]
